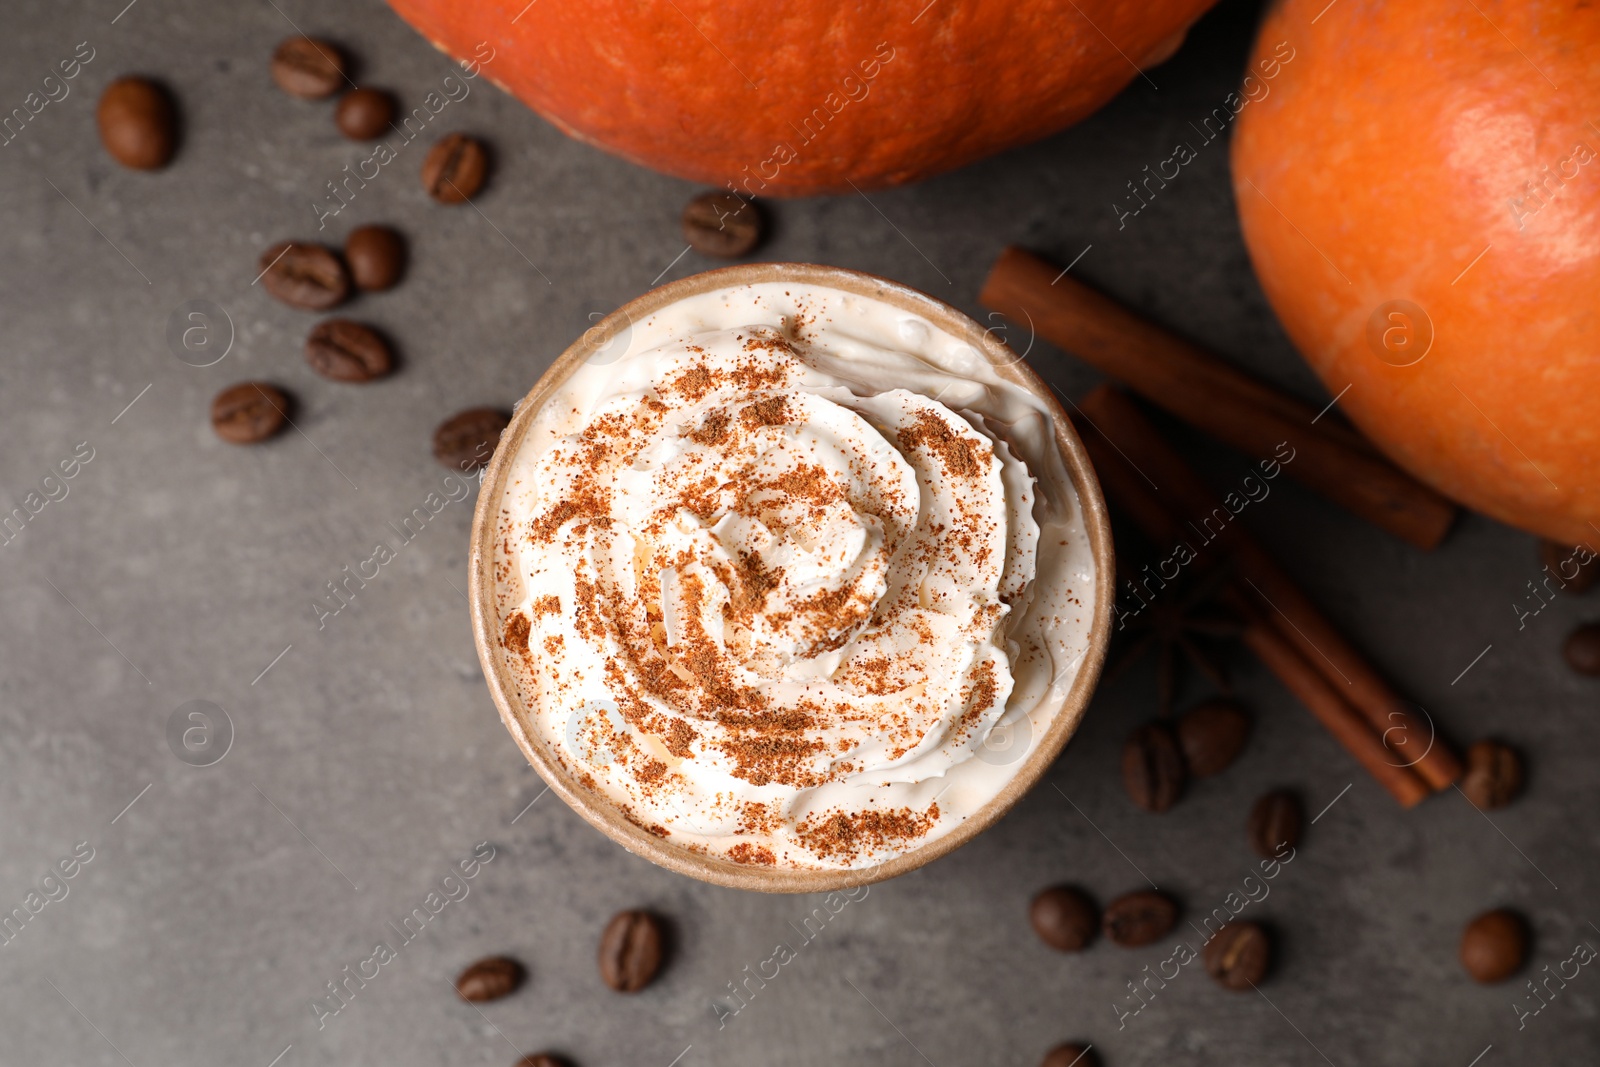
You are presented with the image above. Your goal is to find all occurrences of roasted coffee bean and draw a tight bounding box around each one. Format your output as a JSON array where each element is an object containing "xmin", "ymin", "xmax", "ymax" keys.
[
  {"xmin": 515, "ymin": 1056, "xmax": 570, "ymax": 1067},
  {"xmin": 1122, "ymin": 722, "xmax": 1185, "ymax": 812},
  {"xmin": 1102, "ymin": 890, "xmax": 1177, "ymax": 948},
  {"xmin": 1460, "ymin": 740, "xmax": 1523, "ymax": 810},
  {"xmin": 259, "ymin": 241, "xmax": 350, "ymax": 311},
  {"xmin": 1563, "ymin": 622, "xmax": 1600, "ymax": 676},
  {"xmin": 97, "ymin": 77, "xmax": 175, "ymax": 170},
  {"xmin": 1247, "ymin": 790, "xmax": 1303, "ymax": 858},
  {"xmin": 682, "ymin": 192, "xmax": 763, "ymax": 257},
  {"xmin": 271, "ymin": 36, "xmax": 346, "ymax": 99},
  {"xmin": 211, "ymin": 382, "xmax": 288, "ymax": 444},
  {"xmin": 433, "ymin": 407, "xmax": 509, "ymax": 473},
  {"xmin": 1040, "ymin": 1043, "xmax": 1099, "ymax": 1067},
  {"xmin": 1460, "ymin": 908, "xmax": 1527, "ymax": 983},
  {"xmin": 454, "ymin": 955, "xmax": 525, "ymax": 1001},
  {"xmin": 1539, "ymin": 539, "xmax": 1599, "ymax": 593},
  {"xmin": 335, "ymin": 87, "xmax": 395, "ymax": 140},
  {"xmin": 1203, "ymin": 922, "xmax": 1270, "ymax": 990},
  {"xmin": 305, "ymin": 320, "xmax": 392, "ymax": 382},
  {"xmin": 1176, "ymin": 697, "xmax": 1251, "ymax": 778},
  {"xmin": 1029, "ymin": 886, "xmax": 1097, "ymax": 952},
  {"xmin": 344, "ymin": 224, "xmax": 405, "ymax": 291},
  {"xmin": 422, "ymin": 133, "xmax": 487, "ymax": 203},
  {"xmin": 598, "ymin": 910, "xmax": 664, "ymax": 993}
]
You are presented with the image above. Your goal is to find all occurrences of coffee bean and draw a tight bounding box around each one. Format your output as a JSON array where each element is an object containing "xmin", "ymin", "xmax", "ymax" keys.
[
  {"xmin": 1176, "ymin": 697, "xmax": 1251, "ymax": 778},
  {"xmin": 271, "ymin": 36, "xmax": 346, "ymax": 99},
  {"xmin": 344, "ymin": 225, "xmax": 405, "ymax": 291},
  {"xmin": 422, "ymin": 133, "xmax": 488, "ymax": 203},
  {"xmin": 515, "ymin": 1056, "xmax": 570, "ymax": 1067},
  {"xmin": 97, "ymin": 77, "xmax": 175, "ymax": 170},
  {"xmin": 1460, "ymin": 739, "xmax": 1523, "ymax": 810},
  {"xmin": 1122, "ymin": 722, "xmax": 1184, "ymax": 812},
  {"xmin": 1029, "ymin": 886, "xmax": 1097, "ymax": 952},
  {"xmin": 1040, "ymin": 1043, "xmax": 1099, "ymax": 1067},
  {"xmin": 1539, "ymin": 539, "xmax": 1599, "ymax": 594},
  {"xmin": 335, "ymin": 87, "xmax": 395, "ymax": 141},
  {"xmin": 1247, "ymin": 790, "xmax": 1303, "ymax": 858},
  {"xmin": 305, "ymin": 320, "xmax": 392, "ymax": 382},
  {"xmin": 1460, "ymin": 908, "xmax": 1527, "ymax": 983},
  {"xmin": 1102, "ymin": 890, "xmax": 1177, "ymax": 948},
  {"xmin": 682, "ymin": 192, "xmax": 764, "ymax": 257},
  {"xmin": 259, "ymin": 241, "xmax": 350, "ymax": 311},
  {"xmin": 211, "ymin": 382, "xmax": 289, "ymax": 444},
  {"xmin": 598, "ymin": 910, "xmax": 664, "ymax": 993},
  {"xmin": 1203, "ymin": 922, "xmax": 1270, "ymax": 990},
  {"xmin": 1563, "ymin": 622, "xmax": 1600, "ymax": 676},
  {"xmin": 433, "ymin": 407, "xmax": 509, "ymax": 473},
  {"xmin": 454, "ymin": 955, "xmax": 525, "ymax": 1001}
]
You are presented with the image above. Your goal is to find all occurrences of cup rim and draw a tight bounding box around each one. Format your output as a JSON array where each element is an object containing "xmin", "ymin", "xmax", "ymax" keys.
[{"xmin": 468, "ymin": 262, "xmax": 1114, "ymax": 893}]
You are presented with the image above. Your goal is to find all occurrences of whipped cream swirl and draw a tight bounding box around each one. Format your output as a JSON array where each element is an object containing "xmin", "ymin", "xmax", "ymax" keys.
[{"xmin": 494, "ymin": 283, "xmax": 1095, "ymax": 869}]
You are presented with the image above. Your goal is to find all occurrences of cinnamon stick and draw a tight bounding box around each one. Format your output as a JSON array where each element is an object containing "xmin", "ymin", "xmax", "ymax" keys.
[
  {"xmin": 982, "ymin": 246, "xmax": 1457, "ymax": 550},
  {"xmin": 1241, "ymin": 621, "xmax": 1432, "ymax": 808},
  {"xmin": 1077, "ymin": 424, "xmax": 1431, "ymax": 808},
  {"xmin": 1075, "ymin": 386, "xmax": 1462, "ymax": 791},
  {"xmin": 1073, "ymin": 405, "xmax": 1431, "ymax": 806}
]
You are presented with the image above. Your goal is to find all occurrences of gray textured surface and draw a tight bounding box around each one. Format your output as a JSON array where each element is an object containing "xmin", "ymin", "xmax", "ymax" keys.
[{"xmin": 1, "ymin": 1, "xmax": 1596, "ymax": 1065}]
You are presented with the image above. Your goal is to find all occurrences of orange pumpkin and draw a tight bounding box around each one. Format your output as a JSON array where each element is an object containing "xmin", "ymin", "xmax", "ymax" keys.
[
  {"xmin": 1232, "ymin": 0, "xmax": 1599, "ymax": 546},
  {"xmin": 387, "ymin": 0, "xmax": 1216, "ymax": 195}
]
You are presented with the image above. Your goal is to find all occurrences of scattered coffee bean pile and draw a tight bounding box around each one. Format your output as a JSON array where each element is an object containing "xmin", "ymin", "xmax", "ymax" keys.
[
  {"xmin": 1026, "ymin": 697, "xmax": 1274, "ymax": 1058},
  {"xmin": 1025, "ymin": 622, "xmax": 1563, "ymax": 1066},
  {"xmin": 91, "ymin": 35, "xmax": 508, "ymax": 462},
  {"xmin": 98, "ymin": 33, "xmax": 765, "ymax": 472},
  {"xmin": 450, "ymin": 909, "xmax": 664, "ymax": 1065},
  {"xmin": 1122, "ymin": 697, "xmax": 1252, "ymax": 815},
  {"xmin": 227, "ymin": 36, "xmax": 503, "ymax": 461}
]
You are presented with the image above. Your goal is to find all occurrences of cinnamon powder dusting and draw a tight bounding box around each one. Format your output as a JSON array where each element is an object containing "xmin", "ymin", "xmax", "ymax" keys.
[
  {"xmin": 498, "ymin": 326, "xmax": 1054, "ymax": 870},
  {"xmin": 727, "ymin": 842, "xmax": 777, "ymax": 866},
  {"xmin": 503, "ymin": 612, "xmax": 530, "ymax": 654},
  {"xmin": 794, "ymin": 803, "xmax": 941, "ymax": 864},
  {"xmin": 681, "ymin": 408, "xmax": 731, "ymax": 446},
  {"xmin": 897, "ymin": 409, "xmax": 986, "ymax": 478}
]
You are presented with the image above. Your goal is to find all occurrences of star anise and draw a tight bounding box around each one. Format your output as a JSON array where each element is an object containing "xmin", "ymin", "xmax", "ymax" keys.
[{"xmin": 1104, "ymin": 558, "xmax": 1244, "ymax": 717}]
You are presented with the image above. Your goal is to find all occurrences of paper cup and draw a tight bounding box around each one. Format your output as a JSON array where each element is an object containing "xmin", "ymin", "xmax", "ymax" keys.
[{"xmin": 469, "ymin": 263, "xmax": 1114, "ymax": 892}]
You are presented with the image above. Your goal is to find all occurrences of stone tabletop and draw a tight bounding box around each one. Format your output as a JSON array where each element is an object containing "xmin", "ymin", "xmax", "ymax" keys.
[{"xmin": 1, "ymin": 1, "xmax": 1594, "ymax": 1065}]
